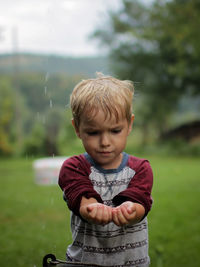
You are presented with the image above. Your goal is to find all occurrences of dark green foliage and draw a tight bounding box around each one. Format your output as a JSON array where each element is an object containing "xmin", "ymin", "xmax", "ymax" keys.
[
  {"xmin": 0, "ymin": 51, "xmax": 113, "ymax": 157},
  {"xmin": 0, "ymin": 78, "xmax": 15, "ymax": 155},
  {"xmin": 0, "ymin": 72, "xmax": 83, "ymax": 157},
  {"xmin": 23, "ymin": 122, "xmax": 46, "ymax": 156},
  {"xmin": 93, "ymin": 0, "xmax": 200, "ymax": 137},
  {"xmin": 0, "ymin": 52, "xmax": 111, "ymax": 156},
  {"xmin": 43, "ymin": 108, "xmax": 64, "ymax": 156},
  {"xmin": 1, "ymin": 0, "xmax": 200, "ymax": 157}
]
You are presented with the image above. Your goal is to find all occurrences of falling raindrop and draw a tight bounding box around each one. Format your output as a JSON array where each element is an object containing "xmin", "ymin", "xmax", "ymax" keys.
[
  {"xmin": 50, "ymin": 99, "xmax": 53, "ymax": 108},
  {"xmin": 45, "ymin": 72, "xmax": 49, "ymax": 82},
  {"xmin": 44, "ymin": 86, "xmax": 47, "ymax": 95}
]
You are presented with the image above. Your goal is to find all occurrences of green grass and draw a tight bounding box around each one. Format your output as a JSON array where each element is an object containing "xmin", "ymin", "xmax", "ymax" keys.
[
  {"xmin": 0, "ymin": 158, "xmax": 71, "ymax": 267},
  {"xmin": 148, "ymin": 156, "xmax": 200, "ymax": 267},
  {"xmin": 0, "ymin": 156, "xmax": 200, "ymax": 267}
]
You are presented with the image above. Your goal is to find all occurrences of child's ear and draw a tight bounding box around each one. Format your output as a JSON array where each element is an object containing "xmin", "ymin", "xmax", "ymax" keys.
[
  {"xmin": 128, "ymin": 114, "xmax": 135, "ymax": 135},
  {"xmin": 71, "ymin": 119, "xmax": 81, "ymax": 138}
]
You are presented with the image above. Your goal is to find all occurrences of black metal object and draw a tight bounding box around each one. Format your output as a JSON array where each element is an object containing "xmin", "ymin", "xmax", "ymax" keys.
[{"xmin": 43, "ymin": 254, "xmax": 105, "ymax": 267}]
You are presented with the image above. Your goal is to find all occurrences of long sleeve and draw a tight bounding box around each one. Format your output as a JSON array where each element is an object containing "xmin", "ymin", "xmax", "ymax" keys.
[
  {"xmin": 58, "ymin": 155, "xmax": 103, "ymax": 217},
  {"xmin": 113, "ymin": 156, "xmax": 153, "ymax": 217}
]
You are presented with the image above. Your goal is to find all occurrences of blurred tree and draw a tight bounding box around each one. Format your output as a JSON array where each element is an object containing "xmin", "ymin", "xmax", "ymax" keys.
[
  {"xmin": 151, "ymin": 0, "xmax": 200, "ymax": 94},
  {"xmin": 47, "ymin": 73, "xmax": 83, "ymax": 108},
  {"xmin": 58, "ymin": 108, "xmax": 78, "ymax": 155},
  {"xmin": 43, "ymin": 107, "xmax": 64, "ymax": 156},
  {"xmin": 23, "ymin": 107, "xmax": 64, "ymax": 157},
  {"xmin": 8, "ymin": 73, "xmax": 80, "ymax": 156},
  {"xmin": 23, "ymin": 121, "xmax": 46, "ymax": 156},
  {"xmin": 93, "ymin": 0, "xmax": 200, "ymax": 138},
  {"xmin": 0, "ymin": 75, "xmax": 31, "ymax": 156},
  {"xmin": 0, "ymin": 78, "xmax": 15, "ymax": 155},
  {"xmin": 15, "ymin": 73, "xmax": 48, "ymax": 113}
]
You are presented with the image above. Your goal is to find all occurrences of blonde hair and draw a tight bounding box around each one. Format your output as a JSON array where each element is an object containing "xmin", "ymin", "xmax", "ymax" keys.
[{"xmin": 70, "ymin": 73, "xmax": 134, "ymax": 129}]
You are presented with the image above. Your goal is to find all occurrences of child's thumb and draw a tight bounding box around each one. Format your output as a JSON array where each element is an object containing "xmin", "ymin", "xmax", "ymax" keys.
[
  {"xmin": 126, "ymin": 202, "xmax": 134, "ymax": 214},
  {"xmin": 87, "ymin": 205, "xmax": 93, "ymax": 212}
]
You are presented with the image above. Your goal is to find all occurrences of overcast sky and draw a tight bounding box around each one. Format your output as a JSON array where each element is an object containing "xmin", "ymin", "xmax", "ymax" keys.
[{"xmin": 0, "ymin": 0, "xmax": 122, "ymax": 56}]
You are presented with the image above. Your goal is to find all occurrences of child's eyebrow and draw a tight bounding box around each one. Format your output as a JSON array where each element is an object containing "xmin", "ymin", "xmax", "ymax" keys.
[
  {"xmin": 82, "ymin": 117, "xmax": 126, "ymax": 128},
  {"xmin": 83, "ymin": 123, "xmax": 124, "ymax": 130},
  {"xmin": 82, "ymin": 122, "xmax": 98, "ymax": 128},
  {"xmin": 83, "ymin": 126, "xmax": 98, "ymax": 130}
]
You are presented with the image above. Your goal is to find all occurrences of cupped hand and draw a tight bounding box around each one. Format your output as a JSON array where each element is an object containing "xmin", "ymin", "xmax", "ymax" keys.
[
  {"xmin": 80, "ymin": 203, "xmax": 112, "ymax": 225},
  {"xmin": 112, "ymin": 201, "xmax": 137, "ymax": 226}
]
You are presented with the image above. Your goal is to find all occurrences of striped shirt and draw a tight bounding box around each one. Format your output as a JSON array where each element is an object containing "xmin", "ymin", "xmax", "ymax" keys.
[{"xmin": 59, "ymin": 152, "xmax": 153, "ymax": 267}]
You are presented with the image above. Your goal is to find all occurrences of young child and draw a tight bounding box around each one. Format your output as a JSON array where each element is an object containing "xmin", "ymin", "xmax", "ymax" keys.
[{"xmin": 58, "ymin": 73, "xmax": 153, "ymax": 267}]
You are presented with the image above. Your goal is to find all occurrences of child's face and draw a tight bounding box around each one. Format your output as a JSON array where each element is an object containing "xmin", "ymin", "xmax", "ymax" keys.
[{"xmin": 73, "ymin": 110, "xmax": 134, "ymax": 169}]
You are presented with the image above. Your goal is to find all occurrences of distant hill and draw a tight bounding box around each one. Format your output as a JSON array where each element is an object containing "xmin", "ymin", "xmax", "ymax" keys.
[{"xmin": 0, "ymin": 53, "xmax": 110, "ymax": 77}]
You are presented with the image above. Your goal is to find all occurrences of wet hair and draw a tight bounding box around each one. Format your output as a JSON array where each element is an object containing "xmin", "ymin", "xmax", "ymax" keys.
[{"xmin": 70, "ymin": 72, "xmax": 134, "ymax": 129}]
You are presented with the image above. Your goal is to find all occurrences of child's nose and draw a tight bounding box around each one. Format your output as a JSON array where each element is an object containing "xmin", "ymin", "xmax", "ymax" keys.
[{"xmin": 100, "ymin": 133, "xmax": 110, "ymax": 147}]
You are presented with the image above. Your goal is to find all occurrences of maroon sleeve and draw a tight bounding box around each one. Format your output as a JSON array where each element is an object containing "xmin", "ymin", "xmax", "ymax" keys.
[
  {"xmin": 58, "ymin": 155, "xmax": 103, "ymax": 217},
  {"xmin": 112, "ymin": 156, "xmax": 153, "ymax": 217}
]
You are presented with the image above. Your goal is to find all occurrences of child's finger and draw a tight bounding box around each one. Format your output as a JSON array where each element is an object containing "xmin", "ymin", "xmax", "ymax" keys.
[
  {"xmin": 124, "ymin": 202, "xmax": 135, "ymax": 214},
  {"xmin": 121, "ymin": 203, "xmax": 137, "ymax": 224},
  {"xmin": 120, "ymin": 205, "xmax": 131, "ymax": 220},
  {"xmin": 88, "ymin": 205, "xmax": 98, "ymax": 220},
  {"xmin": 95, "ymin": 205, "xmax": 104, "ymax": 223},
  {"xmin": 107, "ymin": 207, "xmax": 113, "ymax": 222},
  {"xmin": 112, "ymin": 208, "xmax": 120, "ymax": 226},
  {"xmin": 112, "ymin": 207, "xmax": 127, "ymax": 226},
  {"xmin": 101, "ymin": 206, "xmax": 108, "ymax": 223},
  {"xmin": 116, "ymin": 207, "xmax": 129, "ymax": 226},
  {"xmin": 87, "ymin": 203, "xmax": 101, "ymax": 213},
  {"xmin": 103, "ymin": 206, "xmax": 113, "ymax": 223}
]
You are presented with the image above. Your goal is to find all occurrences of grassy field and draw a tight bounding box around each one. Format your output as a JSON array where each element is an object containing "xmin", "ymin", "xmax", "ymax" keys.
[{"xmin": 0, "ymin": 155, "xmax": 200, "ymax": 267}]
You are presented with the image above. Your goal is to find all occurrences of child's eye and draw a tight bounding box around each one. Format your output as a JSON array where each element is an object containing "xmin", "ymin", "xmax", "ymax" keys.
[
  {"xmin": 87, "ymin": 131, "xmax": 99, "ymax": 136},
  {"xmin": 111, "ymin": 129, "xmax": 122, "ymax": 134}
]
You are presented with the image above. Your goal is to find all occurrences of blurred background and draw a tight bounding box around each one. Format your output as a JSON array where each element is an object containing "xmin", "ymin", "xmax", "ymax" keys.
[
  {"xmin": 0, "ymin": 0, "xmax": 199, "ymax": 157},
  {"xmin": 0, "ymin": 0, "xmax": 200, "ymax": 266}
]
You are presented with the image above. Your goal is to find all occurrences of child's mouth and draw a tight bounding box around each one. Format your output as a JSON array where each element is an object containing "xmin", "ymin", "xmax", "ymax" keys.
[{"xmin": 99, "ymin": 151, "xmax": 111, "ymax": 155}]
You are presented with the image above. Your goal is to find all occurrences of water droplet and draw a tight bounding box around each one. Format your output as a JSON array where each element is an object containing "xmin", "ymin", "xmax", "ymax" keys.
[
  {"xmin": 44, "ymin": 86, "xmax": 47, "ymax": 95},
  {"xmin": 45, "ymin": 72, "xmax": 49, "ymax": 82},
  {"xmin": 50, "ymin": 99, "xmax": 53, "ymax": 108}
]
